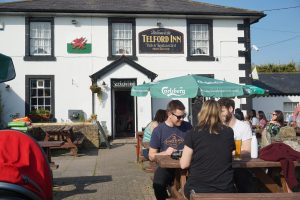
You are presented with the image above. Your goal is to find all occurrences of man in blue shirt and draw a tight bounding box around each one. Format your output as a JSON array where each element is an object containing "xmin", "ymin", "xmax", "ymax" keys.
[{"xmin": 149, "ymin": 100, "xmax": 192, "ymax": 200}]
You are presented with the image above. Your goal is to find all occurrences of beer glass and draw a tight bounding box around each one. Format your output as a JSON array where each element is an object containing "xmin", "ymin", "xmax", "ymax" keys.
[{"xmin": 234, "ymin": 137, "xmax": 242, "ymax": 160}]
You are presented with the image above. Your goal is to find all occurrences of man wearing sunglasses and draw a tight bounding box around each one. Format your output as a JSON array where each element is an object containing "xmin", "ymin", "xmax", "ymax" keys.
[{"xmin": 149, "ymin": 100, "xmax": 192, "ymax": 200}]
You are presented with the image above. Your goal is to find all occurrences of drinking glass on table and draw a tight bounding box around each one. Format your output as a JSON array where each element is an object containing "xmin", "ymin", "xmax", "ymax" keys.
[{"xmin": 234, "ymin": 136, "xmax": 242, "ymax": 160}]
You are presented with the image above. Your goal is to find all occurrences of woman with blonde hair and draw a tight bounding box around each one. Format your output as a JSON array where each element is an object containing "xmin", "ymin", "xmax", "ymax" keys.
[{"xmin": 180, "ymin": 100, "xmax": 235, "ymax": 199}]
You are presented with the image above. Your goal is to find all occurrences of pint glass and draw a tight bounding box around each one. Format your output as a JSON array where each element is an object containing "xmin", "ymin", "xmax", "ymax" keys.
[{"xmin": 234, "ymin": 139, "xmax": 242, "ymax": 160}]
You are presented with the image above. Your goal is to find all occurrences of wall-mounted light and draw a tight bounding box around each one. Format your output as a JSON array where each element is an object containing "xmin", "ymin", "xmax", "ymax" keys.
[
  {"xmin": 102, "ymin": 81, "xmax": 106, "ymax": 86},
  {"xmin": 0, "ymin": 22, "xmax": 4, "ymax": 30},
  {"xmin": 5, "ymin": 84, "xmax": 10, "ymax": 90},
  {"xmin": 71, "ymin": 19, "xmax": 78, "ymax": 25},
  {"xmin": 156, "ymin": 21, "xmax": 162, "ymax": 28}
]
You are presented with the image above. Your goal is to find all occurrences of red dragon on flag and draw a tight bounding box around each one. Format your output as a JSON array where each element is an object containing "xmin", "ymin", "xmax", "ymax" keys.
[{"xmin": 71, "ymin": 37, "xmax": 87, "ymax": 49}]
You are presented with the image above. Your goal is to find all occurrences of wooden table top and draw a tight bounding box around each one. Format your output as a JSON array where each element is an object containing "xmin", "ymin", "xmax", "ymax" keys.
[
  {"xmin": 38, "ymin": 141, "xmax": 64, "ymax": 148},
  {"xmin": 155, "ymin": 155, "xmax": 300, "ymax": 169}
]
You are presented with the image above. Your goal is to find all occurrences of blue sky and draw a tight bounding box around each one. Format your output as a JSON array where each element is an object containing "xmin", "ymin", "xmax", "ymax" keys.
[
  {"xmin": 1, "ymin": 0, "xmax": 299, "ymax": 65},
  {"xmin": 197, "ymin": 0, "xmax": 300, "ymax": 65}
]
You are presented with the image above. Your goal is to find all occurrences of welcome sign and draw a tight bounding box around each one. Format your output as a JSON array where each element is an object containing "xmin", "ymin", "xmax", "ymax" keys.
[{"xmin": 139, "ymin": 28, "xmax": 184, "ymax": 54}]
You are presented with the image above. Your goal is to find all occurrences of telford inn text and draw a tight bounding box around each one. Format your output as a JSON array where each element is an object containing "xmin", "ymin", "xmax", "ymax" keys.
[{"xmin": 0, "ymin": 0, "xmax": 265, "ymax": 138}]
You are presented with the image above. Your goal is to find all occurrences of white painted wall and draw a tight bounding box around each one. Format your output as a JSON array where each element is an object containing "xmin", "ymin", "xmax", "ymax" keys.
[
  {"xmin": 253, "ymin": 96, "xmax": 300, "ymax": 120},
  {"xmin": 0, "ymin": 14, "xmax": 248, "ymax": 136}
]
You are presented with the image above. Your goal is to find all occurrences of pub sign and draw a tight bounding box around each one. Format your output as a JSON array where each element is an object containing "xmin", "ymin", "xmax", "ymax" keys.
[{"xmin": 139, "ymin": 28, "xmax": 184, "ymax": 54}]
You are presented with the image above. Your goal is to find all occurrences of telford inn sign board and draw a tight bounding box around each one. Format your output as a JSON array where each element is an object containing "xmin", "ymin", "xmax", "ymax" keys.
[{"xmin": 139, "ymin": 28, "xmax": 184, "ymax": 54}]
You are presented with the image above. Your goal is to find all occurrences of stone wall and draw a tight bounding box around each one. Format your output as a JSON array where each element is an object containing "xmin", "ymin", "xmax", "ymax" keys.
[{"xmin": 31, "ymin": 122, "xmax": 100, "ymax": 149}]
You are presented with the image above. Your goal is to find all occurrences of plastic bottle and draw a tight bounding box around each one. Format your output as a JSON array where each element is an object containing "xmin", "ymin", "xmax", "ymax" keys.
[{"xmin": 251, "ymin": 132, "xmax": 258, "ymax": 158}]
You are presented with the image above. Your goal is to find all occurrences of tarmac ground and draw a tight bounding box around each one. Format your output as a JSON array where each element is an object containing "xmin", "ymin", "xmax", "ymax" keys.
[{"xmin": 52, "ymin": 138, "xmax": 156, "ymax": 200}]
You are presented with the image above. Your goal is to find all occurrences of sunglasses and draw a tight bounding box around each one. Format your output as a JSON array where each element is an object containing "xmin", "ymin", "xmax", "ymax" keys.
[
  {"xmin": 172, "ymin": 112, "xmax": 186, "ymax": 120},
  {"xmin": 272, "ymin": 113, "xmax": 277, "ymax": 116}
]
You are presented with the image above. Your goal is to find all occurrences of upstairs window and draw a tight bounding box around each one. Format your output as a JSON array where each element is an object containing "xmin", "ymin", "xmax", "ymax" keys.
[
  {"xmin": 187, "ymin": 19, "xmax": 214, "ymax": 61},
  {"xmin": 30, "ymin": 22, "xmax": 51, "ymax": 56},
  {"xmin": 24, "ymin": 17, "xmax": 56, "ymax": 61},
  {"xmin": 190, "ymin": 24, "xmax": 209, "ymax": 56},
  {"xmin": 112, "ymin": 23, "xmax": 132, "ymax": 55},
  {"xmin": 108, "ymin": 18, "xmax": 136, "ymax": 60}
]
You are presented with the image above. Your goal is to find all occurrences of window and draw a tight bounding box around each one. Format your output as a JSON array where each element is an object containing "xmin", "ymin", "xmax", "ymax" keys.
[
  {"xmin": 108, "ymin": 18, "xmax": 136, "ymax": 60},
  {"xmin": 283, "ymin": 102, "xmax": 299, "ymax": 120},
  {"xmin": 187, "ymin": 19, "xmax": 214, "ymax": 61},
  {"xmin": 24, "ymin": 17, "xmax": 56, "ymax": 61},
  {"xmin": 25, "ymin": 75, "xmax": 55, "ymax": 115}
]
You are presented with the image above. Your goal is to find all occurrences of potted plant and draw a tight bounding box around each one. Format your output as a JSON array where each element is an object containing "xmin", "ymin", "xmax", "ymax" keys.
[
  {"xmin": 90, "ymin": 84, "xmax": 101, "ymax": 94},
  {"xmin": 28, "ymin": 108, "xmax": 52, "ymax": 123}
]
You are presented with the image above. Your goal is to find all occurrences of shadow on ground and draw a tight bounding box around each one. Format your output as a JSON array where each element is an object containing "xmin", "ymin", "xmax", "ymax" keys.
[
  {"xmin": 51, "ymin": 148, "xmax": 99, "ymax": 157},
  {"xmin": 53, "ymin": 175, "xmax": 112, "ymax": 199}
]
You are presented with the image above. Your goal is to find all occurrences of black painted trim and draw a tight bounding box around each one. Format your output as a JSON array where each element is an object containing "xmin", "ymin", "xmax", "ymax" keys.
[
  {"xmin": 90, "ymin": 56, "xmax": 157, "ymax": 81},
  {"xmin": 238, "ymin": 64, "xmax": 250, "ymax": 70},
  {"xmin": 238, "ymin": 37, "xmax": 245, "ymax": 43},
  {"xmin": 239, "ymin": 77, "xmax": 251, "ymax": 84},
  {"xmin": 25, "ymin": 75, "xmax": 55, "ymax": 116},
  {"xmin": 237, "ymin": 24, "xmax": 245, "ymax": 30},
  {"xmin": 186, "ymin": 19, "xmax": 215, "ymax": 61},
  {"xmin": 238, "ymin": 50, "xmax": 246, "ymax": 57},
  {"xmin": 108, "ymin": 17, "xmax": 137, "ymax": 61},
  {"xmin": 24, "ymin": 17, "xmax": 56, "ymax": 61}
]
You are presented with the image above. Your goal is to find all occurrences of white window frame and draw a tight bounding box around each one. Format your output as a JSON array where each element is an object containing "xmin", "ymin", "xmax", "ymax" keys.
[
  {"xmin": 29, "ymin": 22, "xmax": 52, "ymax": 56},
  {"xmin": 112, "ymin": 23, "xmax": 133, "ymax": 56},
  {"xmin": 190, "ymin": 24, "xmax": 209, "ymax": 56},
  {"xmin": 283, "ymin": 102, "xmax": 299, "ymax": 120},
  {"xmin": 30, "ymin": 79, "xmax": 52, "ymax": 112}
]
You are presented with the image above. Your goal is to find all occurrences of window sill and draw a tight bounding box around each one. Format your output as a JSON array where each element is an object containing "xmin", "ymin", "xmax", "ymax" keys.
[
  {"xmin": 107, "ymin": 55, "xmax": 138, "ymax": 61},
  {"xmin": 23, "ymin": 56, "xmax": 57, "ymax": 61},
  {"xmin": 186, "ymin": 56, "xmax": 216, "ymax": 61}
]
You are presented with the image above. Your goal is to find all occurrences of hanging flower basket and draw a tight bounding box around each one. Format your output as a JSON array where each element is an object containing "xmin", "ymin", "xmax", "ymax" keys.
[{"xmin": 90, "ymin": 84, "xmax": 101, "ymax": 93}]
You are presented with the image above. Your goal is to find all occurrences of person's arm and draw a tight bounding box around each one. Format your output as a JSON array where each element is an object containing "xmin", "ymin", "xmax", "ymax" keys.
[
  {"xmin": 148, "ymin": 147, "xmax": 175, "ymax": 161},
  {"xmin": 180, "ymin": 145, "xmax": 193, "ymax": 169}
]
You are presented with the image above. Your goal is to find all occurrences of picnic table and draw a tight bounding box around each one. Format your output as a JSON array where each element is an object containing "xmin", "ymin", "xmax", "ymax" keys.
[
  {"xmin": 40, "ymin": 125, "xmax": 84, "ymax": 156},
  {"xmin": 38, "ymin": 141, "xmax": 64, "ymax": 169},
  {"xmin": 155, "ymin": 155, "xmax": 300, "ymax": 199}
]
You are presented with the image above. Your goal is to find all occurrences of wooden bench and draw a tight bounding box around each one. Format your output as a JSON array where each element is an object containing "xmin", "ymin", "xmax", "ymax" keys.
[{"xmin": 190, "ymin": 193, "xmax": 300, "ymax": 200}]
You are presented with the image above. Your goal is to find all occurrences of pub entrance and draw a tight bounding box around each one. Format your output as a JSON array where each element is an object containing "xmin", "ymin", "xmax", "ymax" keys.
[{"xmin": 111, "ymin": 79, "xmax": 136, "ymax": 138}]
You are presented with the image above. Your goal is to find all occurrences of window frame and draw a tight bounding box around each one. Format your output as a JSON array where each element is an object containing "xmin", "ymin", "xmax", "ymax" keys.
[
  {"xmin": 24, "ymin": 17, "xmax": 56, "ymax": 61},
  {"xmin": 25, "ymin": 75, "xmax": 55, "ymax": 116},
  {"xmin": 186, "ymin": 19, "xmax": 214, "ymax": 61},
  {"xmin": 107, "ymin": 18, "xmax": 137, "ymax": 61},
  {"xmin": 283, "ymin": 101, "xmax": 299, "ymax": 118}
]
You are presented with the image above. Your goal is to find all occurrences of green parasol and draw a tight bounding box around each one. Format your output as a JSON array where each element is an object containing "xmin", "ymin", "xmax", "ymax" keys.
[
  {"xmin": 0, "ymin": 53, "xmax": 16, "ymax": 83},
  {"xmin": 131, "ymin": 74, "xmax": 264, "ymax": 98}
]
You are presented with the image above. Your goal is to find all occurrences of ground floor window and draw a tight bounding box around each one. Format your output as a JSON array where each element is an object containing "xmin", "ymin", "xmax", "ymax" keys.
[
  {"xmin": 25, "ymin": 75, "xmax": 55, "ymax": 115},
  {"xmin": 283, "ymin": 101, "xmax": 299, "ymax": 121}
]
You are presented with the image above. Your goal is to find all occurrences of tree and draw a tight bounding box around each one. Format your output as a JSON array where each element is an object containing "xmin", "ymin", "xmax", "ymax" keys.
[{"xmin": 253, "ymin": 62, "xmax": 298, "ymax": 73}]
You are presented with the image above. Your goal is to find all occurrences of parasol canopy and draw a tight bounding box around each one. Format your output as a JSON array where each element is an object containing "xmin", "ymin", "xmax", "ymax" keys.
[{"xmin": 131, "ymin": 74, "xmax": 266, "ymax": 98}]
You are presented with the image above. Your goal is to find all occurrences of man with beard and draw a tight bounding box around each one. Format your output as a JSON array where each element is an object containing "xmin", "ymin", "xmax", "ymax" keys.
[
  {"xmin": 218, "ymin": 98, "xmax": 252, "ymax": 154},
  {"xmin": 149, "ymin": 100, "xmax": 192, "ymax": 200},
  {"xmin": 218, "ymin": 98, "xmax": 258, "ymax": 193}
]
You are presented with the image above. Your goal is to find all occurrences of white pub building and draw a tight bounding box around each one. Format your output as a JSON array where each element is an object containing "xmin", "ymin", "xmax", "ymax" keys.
[{"xmin": 0, "ymin": 0, "xmax": 265, "ymax": 138}]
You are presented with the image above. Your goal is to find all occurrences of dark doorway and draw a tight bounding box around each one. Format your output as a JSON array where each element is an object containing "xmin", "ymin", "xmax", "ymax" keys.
[{"xmin": 114, "ymin": 90, "xmax": 135, "ymax": 137}]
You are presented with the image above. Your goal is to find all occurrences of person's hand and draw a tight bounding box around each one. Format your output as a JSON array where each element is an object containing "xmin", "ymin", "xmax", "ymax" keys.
[{"xmin": 165, "ymin": 147, "xmax": 176, "ymax": 155}]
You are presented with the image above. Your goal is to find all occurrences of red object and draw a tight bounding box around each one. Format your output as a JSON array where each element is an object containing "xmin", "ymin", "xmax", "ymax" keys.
[
  {"xmin": 259, "ymin": 142, "xmax": 300, "ymax": 190},
  {"xmin": 71, "ymin": 37, "xmax": 87, "ymax": 49},
  {"xmin": 0, "ymin": 130, "xmax": 53, "ymax": 200}
]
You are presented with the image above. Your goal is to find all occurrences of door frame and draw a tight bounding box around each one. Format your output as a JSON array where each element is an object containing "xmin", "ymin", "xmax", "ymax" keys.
[{"xmin": 110, "ymin": 78, "xmax": 137, "ymax": 139}]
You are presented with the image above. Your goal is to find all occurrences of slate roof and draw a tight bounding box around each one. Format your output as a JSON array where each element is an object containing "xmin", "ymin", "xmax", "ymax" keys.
[
  {"xmin": 0, "ymin": 0, "xmax": 265, "ymax": 21},
  {"xmin": 253, "ymin": 73, "xmax": 300, "ymax": 96}
]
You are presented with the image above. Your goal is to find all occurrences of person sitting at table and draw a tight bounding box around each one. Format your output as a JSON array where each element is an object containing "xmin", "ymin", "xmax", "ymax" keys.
[
  {"xmin": 149, "ymin": 100, "xmax": 192, "ymax": 200},
  {"xmin": 234, "ymin": 108, "xmax": 244, "ymax": 121},
  {"xmin": 180, "ymin": 100, "xmax": 235, "ymax": 199},
  {"xmin": 261, "ymin": 110, "xmax": 285, "ymax": 147},
  {"xmin": 142, "ymin": 109, "xmax": 167, "ymax": 159},
  {"xmin": 258, "ymin": 110, "xmax": 268, "ymax": 129},
  {"xmin": 218, "ymin": 98, "xmax": 257, "ymax": 193},
  {"xmin": 248, "ymin": 109, "xmax": 259, "ymax": 129}
]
